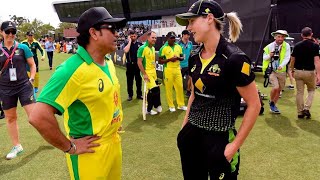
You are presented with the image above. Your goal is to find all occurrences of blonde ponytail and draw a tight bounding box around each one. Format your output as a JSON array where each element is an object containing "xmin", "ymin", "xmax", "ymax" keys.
[{"xmin": 225, "ymin": 12, "xmax": 243, "ymax": 42}]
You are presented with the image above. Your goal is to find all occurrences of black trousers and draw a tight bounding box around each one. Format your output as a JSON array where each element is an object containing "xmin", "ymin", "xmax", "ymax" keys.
[
  {"xmin": 177, "ymin": 122, "xmax": 240, "ymax": 180},
  {"xmin": 126, "ymin": 63, "xmax": 142, "ymax": 97},
  {"xmin": 47, "ymin": 51, "xmax": 54, "ymax": 68},
  {"xmin": 147, "ymin": 86, "xmax": 161, "ymax": 112}
]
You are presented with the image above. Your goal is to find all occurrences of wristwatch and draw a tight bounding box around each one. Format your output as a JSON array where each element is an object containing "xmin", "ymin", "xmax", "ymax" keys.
[{"xmin": 64, "ymin": 141, "xmax": 76, "ymax": 154}]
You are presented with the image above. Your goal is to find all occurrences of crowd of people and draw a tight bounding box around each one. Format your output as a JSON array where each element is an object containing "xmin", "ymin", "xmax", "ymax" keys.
[{"xmin": 0, "ymin": 0, "xmax": 320, "ymax": 179}]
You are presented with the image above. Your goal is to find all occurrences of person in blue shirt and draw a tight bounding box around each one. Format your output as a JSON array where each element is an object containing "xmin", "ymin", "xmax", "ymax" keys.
[
  {"xmin": 178, "ymin": 30, "xmax": 193, "ymax": 96},
  {"xmin": 45, "ymin": 36, "xmax": 55, "ymax": 70}
]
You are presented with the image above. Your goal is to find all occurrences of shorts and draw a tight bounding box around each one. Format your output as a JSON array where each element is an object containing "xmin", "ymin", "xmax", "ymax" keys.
[
  {"xmin": 270, "ymin": 72, "xmax": 286, "ymax": 90},
  {"xmin": 66, "ymin": 134, "xmax": 122, "ymax": 180},
  {"xmin": 0, "ymin": 82, "xmax": 35, "ymax": 110}
]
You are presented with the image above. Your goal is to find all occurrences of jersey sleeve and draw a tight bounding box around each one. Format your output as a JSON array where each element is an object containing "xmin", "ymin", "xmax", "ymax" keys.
[
  {"xmin": 159, "ymin": 46, "xmax": 165, "ymax": 59},
  {"xmin": 19, "ymin": 44, "xmax": 33, "ymax": 59},
  {"xmin": 226, "ymin": 53, "xmax": 255, "ymax": 87},
  {"xmin": 37, "ymin": 61, "xmax": 81, "ymax": 115},
  {"xmin": 137, "ymin": 46, "xmax": 144, "ymax": 58},
  {"xmin": 36, "ymin": 41, "xmax": 45, "ymax": 56}
]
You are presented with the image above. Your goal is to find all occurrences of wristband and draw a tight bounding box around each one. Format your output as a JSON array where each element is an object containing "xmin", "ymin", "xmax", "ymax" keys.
[{"xmin": 64, "ymin": 141, "xmax": 76, "ymax": 153}]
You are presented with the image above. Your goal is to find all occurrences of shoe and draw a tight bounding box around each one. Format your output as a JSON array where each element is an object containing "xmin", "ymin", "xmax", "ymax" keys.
[
  {"xmin": 147, "ymin": 110, "xmax": 158, "ymax": 115},
  {"xmin": 127, "ymin": 96, "xmax": 132, "ymax": 101},
  {"xmin": 137, "ymin": 96, "xmax": 143, "ymax": 100},
  {"xmin": 169, "ymin": 107, "xmax": 176, "ymax": 112},
  {"xmin": 298, "ymin": 114, "xmax": 305, "ymax": 119},
  {"xmin": 288, "ymin": 85, "xmax": 294, "ymax": 90},
  {"xmin": 178, "ymin": 106, "xmax": 187, "ymax": 111},
  {"xmin": 303, "ymin": 109, "xmax": 311, "ymax": 119},
  {"xmin": 6, "ymin": 144, "xmax": 23, "ymax": 160},
  {"xmin": 269, "ymin": 102, "xmax": 280, "ymax": 114},
  {"xmin": 34, "ymin": 87, "xmax": 39, "ymax": 93},
  {"xmin": 155, "ymin": 106, "xmax": 162, "ymax": 113},
  {"xmin": 50, "ymin": 67, "xmax": 52, "ymax": 70}
]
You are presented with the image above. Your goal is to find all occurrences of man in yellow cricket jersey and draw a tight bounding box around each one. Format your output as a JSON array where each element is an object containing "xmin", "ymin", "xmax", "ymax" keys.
[
  {"xmin": 22, "ymin": 31, "xmax": 45, "ymax": 93},
  {"xmin": 159, "ymin": 31, "xmax": 187, "ymax": 112},
  {"xmin": 137, "ymin": 31, "xmax": 162, "ymax": 115},
  {"xmin": 29, "ymin": 7, "xmax": 127, "ymax": 179}
]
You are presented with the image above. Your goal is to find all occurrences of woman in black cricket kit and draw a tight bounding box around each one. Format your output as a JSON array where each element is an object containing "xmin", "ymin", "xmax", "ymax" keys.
[{"xmin": 175, "ymin": 0, "xmax": 261, "ymax": 179}]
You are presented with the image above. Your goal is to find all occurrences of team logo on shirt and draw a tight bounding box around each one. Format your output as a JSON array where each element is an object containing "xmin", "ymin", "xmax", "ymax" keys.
[
  {"xmin": 114, "ymin": 92, "xmax": 119, "ymax": 107},
  {"xmin": 191, "ymin": 64, "xmax": 196, "ymax": 72},
  {"xmin": 219, "ymin": 173, "xmax": 225, "ymax": 179},
  {"xmin": 15, "ymin": 50, "xmax": 20, "ymax": 55},
  {"xmin": 207, "ymin": 64, "xmax": 221, "ymax": 76},
  {"xmin": 98, "ymin": 79, "xmax": 104, "ymax": 92},
  {"xmin": 241, "ymin": 62, "xmax": 251, "ymax": 76}
]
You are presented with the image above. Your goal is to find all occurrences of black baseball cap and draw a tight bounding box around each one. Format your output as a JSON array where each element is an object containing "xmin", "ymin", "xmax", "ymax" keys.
[
  {"xmin": 182, "ymin": 30, "xmax": 190, "ymax": 35},
  {"xmin": 166, "ymin": 31, "xmax": 177, "ymax": 38},
  {"xmin": 26, "ymin": 31, "xmax": 34, "ymax": 36},
  {"xmin": 1, "ymin": 21, "xmax": 17, "ymax": 31},
  {"xmin": 176, "ymin": 0, "xmax": 224, "ymax": 26},
  {"xmin": 77, "ymin": 7, "xmax": 127, "ymax": 34}
]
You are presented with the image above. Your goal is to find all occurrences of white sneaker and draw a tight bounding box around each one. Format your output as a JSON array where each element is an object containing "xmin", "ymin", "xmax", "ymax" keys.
[
  {"xmin": 178, "ymin": 106, "xmax": 187, "ymax": 111},
  {"xmin": 6, "ymin": 144, "xmax": 23, "ymax": 160},
  {"xmin": 155, "ymin": 106, "xmax": 162, "ymax": 113},
  {"xmin": 147, "ymin": 110, "xmax": 158, "ymax": 115},
  {"xmin": 169, "ymin": 107, "xmax": 176, "ymax": 112}
]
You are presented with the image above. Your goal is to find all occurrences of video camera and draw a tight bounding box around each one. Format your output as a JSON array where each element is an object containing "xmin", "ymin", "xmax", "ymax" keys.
[{"xmin": 272, "ymin": 44, "xmax": 280, "ymax": 61}]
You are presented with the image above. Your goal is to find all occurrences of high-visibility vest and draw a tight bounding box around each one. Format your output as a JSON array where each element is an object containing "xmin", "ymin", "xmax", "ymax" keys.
[{"xmin": 262, "ymin": 42, "xmax": 287, "ymax": 73}]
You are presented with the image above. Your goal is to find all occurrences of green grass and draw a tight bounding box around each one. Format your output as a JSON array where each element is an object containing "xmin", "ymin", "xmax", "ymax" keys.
[{"xmin": 1, "ymin": 52, "xmax": 320, "ymax": 180}]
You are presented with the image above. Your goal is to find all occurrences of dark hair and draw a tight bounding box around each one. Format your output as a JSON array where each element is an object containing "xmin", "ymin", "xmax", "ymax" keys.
[
  {"xmin": 301, "ymin": 27, "xmax": 312, "ymax": 37},
  {"xmin": 76, "ymin": 32, "xmax": 90, "ymax": 49},
  {"xmin": 129, "ymin": 30, "xmax": 136, "ymax": 35}
]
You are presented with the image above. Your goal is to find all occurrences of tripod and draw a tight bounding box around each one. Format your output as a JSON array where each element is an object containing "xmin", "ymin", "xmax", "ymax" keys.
[{"xmin": 254, "ymin": 0, "xmax": 279, "ymax": 69}]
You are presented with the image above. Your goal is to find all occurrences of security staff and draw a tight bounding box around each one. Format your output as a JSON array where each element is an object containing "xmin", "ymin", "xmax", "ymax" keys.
[
  {"xmin": 290, "ymin": 27, "xmax": 320, "ymax": 119},
  {"xmin": 176, "ymin": 0, "xmax": 261, "ymax": 179},
  {"xmin": 262, "ymin": 30, "xmax": 291, "ymax": 114},
  {"xmin": 159, "ymin": 31, "xmax": 187, "ymax": 112},
  {"xmin": 123, "ymin": 30, "xmax": 143, "ymax": 101},
  {"xmin": 22, "ymin": 31, "xmax": 45, "ymax": 93}
]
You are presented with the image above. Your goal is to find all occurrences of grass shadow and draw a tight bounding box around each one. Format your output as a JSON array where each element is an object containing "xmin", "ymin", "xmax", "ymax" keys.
[
  {"xmin": 121, "ymin": 99, "xmax": 140, "ymax": 110},
  {"xmin": 296, "ymin": 119, "xmax": 320, "ymax": 137},
  {"xmin": 265, "ymin": 114, "xmax": 299, "ymax": 137},
  {"xmin": 125, "ymin": 110, "xmax": 183, "ymax": 133},
  {"xmin": 0, "ymin": 145, "xmax": 54, "ymax": 176}
]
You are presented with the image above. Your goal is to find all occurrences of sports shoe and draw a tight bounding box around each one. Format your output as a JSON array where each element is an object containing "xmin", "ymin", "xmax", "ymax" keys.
[
  {"xmin": 177, "ymin": 106, "xmax": 187, "ymax": 111},
  {"xmin": 169, "ymin": 107, "xmax": 176, "ymax": 112},
  {"xmin": 6, "ymin": 144, "xmax": 23, "ymax": 160},
  {"xmin": 269, "ymin": 102, "xmax": 280, "ymax": 114},
  {"xmin": 127, "ymin": 96, "xmax": 133, "ymax": 101},
  {"xmin": 155, "ymin": 106, "xmax": 162, "ymax": 113},
  {"xmin": 137, "ymin": 96, "xmax": 143, "ymax": 100},
  {"xmin": 34, "ymin": 87, "xmax": 39, "ymax": 93},
  {"xmin": 147, "ymin": 110, "xmax": 158, "ymax": 115},
  {"xmin": 288, "ymin": 85, "xmax": 294, "ymax": 90}
]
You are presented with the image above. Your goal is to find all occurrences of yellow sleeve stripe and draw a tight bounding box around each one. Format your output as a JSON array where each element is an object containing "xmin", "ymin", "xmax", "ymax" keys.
[{"xmin": 241, "ymin": 62, "xmax": 250, "ymax": 76}]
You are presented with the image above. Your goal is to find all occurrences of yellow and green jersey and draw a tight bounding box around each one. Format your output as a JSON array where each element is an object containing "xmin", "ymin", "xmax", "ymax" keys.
[
  {"xmin": 37, "ymin": 46, "xmax": 123, "ymax": 141},
  {"xmin": 21, "ymin": 39, "xmax": 44, "ymax": 58},
  {"xmin": 137, "ymin": 41, "xmax": 156, "ymax": 71},
  {"xmin": 159, "ymin": 42, "xmax": 183, "ymax": 68}
]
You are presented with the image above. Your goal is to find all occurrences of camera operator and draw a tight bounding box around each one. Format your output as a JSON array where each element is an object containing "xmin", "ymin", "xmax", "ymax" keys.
[{"xmin": 262, "ymin": 30, "xmax": 291, "ymax": 114}]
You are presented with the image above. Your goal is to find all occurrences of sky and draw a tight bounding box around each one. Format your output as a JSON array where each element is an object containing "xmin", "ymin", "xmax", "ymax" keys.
[{"xmin": 0, "ymin": 0, "xmax": 61, "ymax": 28}]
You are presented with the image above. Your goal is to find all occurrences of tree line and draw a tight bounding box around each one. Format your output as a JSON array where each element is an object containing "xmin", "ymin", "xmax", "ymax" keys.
[{"xmin": 6, "ymin": 15, "xmax": 76, "ymax": 41}]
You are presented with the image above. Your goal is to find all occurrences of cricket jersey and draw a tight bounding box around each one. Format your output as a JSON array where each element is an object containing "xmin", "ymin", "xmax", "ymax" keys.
[{"xmin": 37, "ymin": 45, "xmax": 123, "ymax": 140}]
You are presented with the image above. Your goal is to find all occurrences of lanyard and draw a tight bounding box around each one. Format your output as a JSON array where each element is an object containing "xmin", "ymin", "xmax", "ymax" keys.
[{"xmin": 0, "ymin": 42, "xmax": 18, "ymax": 74}]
